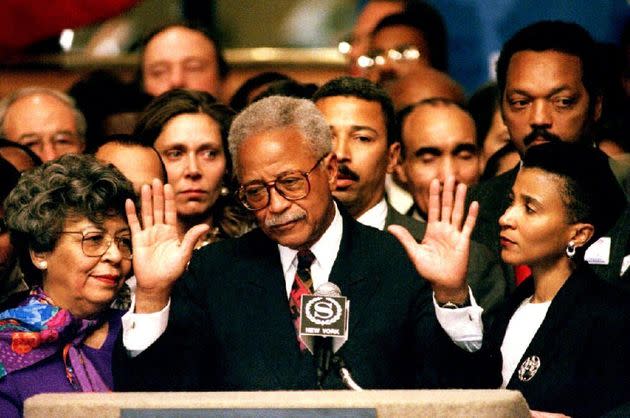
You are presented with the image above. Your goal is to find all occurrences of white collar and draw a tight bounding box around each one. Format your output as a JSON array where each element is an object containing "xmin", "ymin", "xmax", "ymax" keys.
[
  {"xmin": 356, "ymin": 197, "xmax": 388, "ymax": 230},
  {"xmin": 278, "ymin": 202, "xmax": 343, "ymax": 277}
]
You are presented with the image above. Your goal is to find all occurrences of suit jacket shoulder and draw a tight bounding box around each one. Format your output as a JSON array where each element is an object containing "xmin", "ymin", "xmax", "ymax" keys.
[
  {"xmin": 384, "ymin": 202, "xmax": 426, "ymax": 241},
  {"xmin": 488, "ymin": 266, "xmax": 630, "ymax": 416}
]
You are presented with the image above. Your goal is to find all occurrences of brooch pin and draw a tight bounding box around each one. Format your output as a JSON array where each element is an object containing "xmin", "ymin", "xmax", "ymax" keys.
[{"xmin": 518, "ymin": 355, "xmax": 541, "ymax": 382}]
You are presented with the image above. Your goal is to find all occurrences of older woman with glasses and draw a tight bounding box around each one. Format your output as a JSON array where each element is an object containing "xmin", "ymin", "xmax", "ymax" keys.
[{"xmin": 0, "ymin": 155, "xmax": 139, "ymax": 417}]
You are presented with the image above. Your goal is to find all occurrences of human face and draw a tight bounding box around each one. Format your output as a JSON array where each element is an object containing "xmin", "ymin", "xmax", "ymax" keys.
[
  {"xmin": 366, "ymin": 25, "xmax": 431, "ymax": 87},
  {"xmin": 385, "ymin": 67, "xmax": 465, "ymax": 111},
  {"xmin": 35, "ymin": 216, "xmax": 131, "ymax": 318},
  {"xmin": 501, "ymin": 50, "xmax": 599, "ymax": 155},
  {"xmin": 237, "ymin": 126, "xmax": 337, "ymax": 249},
  {"xmin": 3, "ymin": 94, "xmax": 84, "ymax": 162},
  {"xmin": 142, "ymin": 26, "xmax": 221, "ymax": 97},
  {"xmin": 398, "ymin": 104, "xmax": 480, "ymax": 216},
  {"xmin": 499, "ymin": 168, "xmax": 575, "ymax": 268},
  {"xmin": 481, "ymin": 109, "xmax": 511, "ymax": 170},
  {"xmin": 315, "ymin": 96, "xmax": 396, "ymax": 218},
  {"xmin": 347, "ymin": 0, "xmax": 404, "ymax": 77},
  {"xmin": 0, "ymin": 208, "xmax": 15, "ymax": 279},
  {"xmin": 154, "ymin": 113, "xmax": 227, "ymax": 222},
  {"xmin": 96, "ymin": 143, "xmax": 164, "ymax": 195}
]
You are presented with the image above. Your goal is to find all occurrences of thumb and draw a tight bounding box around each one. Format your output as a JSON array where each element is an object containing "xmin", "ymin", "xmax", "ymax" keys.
[
  {"xmin": 387, "ymin": 224, "xmax": 418, "ymax": 260},
  {"xmin": 180, "ymin": 224, "xmax": 211, "ymax": 255}
]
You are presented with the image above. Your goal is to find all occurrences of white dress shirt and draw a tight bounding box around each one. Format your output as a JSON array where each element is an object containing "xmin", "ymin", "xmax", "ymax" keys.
[
  {"xmin": 355, "ymin": 198, "xmax": 388, "ymax": 230},
  {"xmin": 279, "ymin": 204, "xmax": 343, "ymax": 297},
  {"xmin": 122, "ymin": 201, "xmax": 484, "ymax": 355},
  {"xmin": 500, "ymin": 297, "xmax": 550, "ymax": 387}
]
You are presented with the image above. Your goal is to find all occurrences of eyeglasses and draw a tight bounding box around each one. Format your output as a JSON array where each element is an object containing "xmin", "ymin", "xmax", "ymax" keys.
[
  {"xmin": 60, "ymin": 230, "xmax": 133, "ymax": 259},
  {"xmin": 237, "ymin": 156, "xmax": 325, "ymax": 211},
  {"xmin": 357, "ymin": 45, "xmax": 422, "ymax": 69}
]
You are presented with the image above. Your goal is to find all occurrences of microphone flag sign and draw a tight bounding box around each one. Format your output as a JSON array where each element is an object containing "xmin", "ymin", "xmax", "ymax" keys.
[{"xmin": 300, "ymin": 294, "xmax": 349, "ymax": 339}]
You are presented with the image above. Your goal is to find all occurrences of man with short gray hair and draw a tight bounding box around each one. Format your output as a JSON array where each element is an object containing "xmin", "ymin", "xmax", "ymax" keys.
[
  {"xmin": 0, "ymin": 87, "xmax": 86, "ymax": 162},
  {"xmin": 118, "ymin": 95, "xmax": 483, "ymax": 391}
]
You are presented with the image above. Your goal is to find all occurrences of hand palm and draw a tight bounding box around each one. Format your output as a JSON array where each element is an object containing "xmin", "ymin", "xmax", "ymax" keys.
[
  {"xmin": 126, "ymin": 180, "xmax": 210, "ymax": 293},
  {"xmin": 388, "ymin": 177, "xmax": 478, "ymax": 294}
]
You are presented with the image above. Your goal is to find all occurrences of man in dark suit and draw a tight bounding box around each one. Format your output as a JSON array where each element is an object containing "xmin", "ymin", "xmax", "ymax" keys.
[
  {"xmin": 312, "ymin": 77, "xmax": 508, "ymax": 316},
  {"xmin": 467, "ymin": 21, "xmax": 630, "ymax": 284},
  {"xmin": 116, "ymin": 95, "xmax": 482, "ymax": 391}
]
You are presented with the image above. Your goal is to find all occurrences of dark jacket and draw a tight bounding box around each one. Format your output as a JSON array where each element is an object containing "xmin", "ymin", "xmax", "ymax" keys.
[
  {"xmin": 115, "ymin": 212, "xmax": 475, "ymax": 391},
  {"xmin": 477, "ymin": 265, "xmax": 630, "ymax": 417}
]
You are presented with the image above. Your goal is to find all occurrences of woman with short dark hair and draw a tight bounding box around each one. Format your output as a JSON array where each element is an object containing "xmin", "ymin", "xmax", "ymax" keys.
[
  {"xmin": 0, "ymin": 155, "xmax": 137, "ymax": 416},
  {"xmin": 392, "ymin": 141, "xmax": 630, "ymax": 416}
]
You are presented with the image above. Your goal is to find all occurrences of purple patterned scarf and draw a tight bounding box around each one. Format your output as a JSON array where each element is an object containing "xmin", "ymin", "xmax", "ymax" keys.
[{"xmin": 0, "ymin": 287, "xmax": 110, "ymax": 391}]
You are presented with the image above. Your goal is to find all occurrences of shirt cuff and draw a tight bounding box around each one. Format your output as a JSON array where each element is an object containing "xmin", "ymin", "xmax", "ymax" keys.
[
  {"xmin": 121, "ymin": 293, "xmax": 170, "ymax": 357},
  {"xmin": 433, "ymin": 287, "xmax": 484, "ymax": 352}
]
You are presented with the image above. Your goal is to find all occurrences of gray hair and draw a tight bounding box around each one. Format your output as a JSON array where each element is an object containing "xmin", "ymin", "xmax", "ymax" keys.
[
  {"xmin": 228, "ymin": 96, "xmax": 332, "ymax": 176},
  {"xmin": 0, "ymin": 87, "xmax": 87, "ymax": 141}
]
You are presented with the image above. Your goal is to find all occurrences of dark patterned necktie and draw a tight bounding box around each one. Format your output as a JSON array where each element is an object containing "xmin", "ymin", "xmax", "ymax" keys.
[{"xmin": 289, "ymin": 249, "xmax": 316, "ymax": 351}]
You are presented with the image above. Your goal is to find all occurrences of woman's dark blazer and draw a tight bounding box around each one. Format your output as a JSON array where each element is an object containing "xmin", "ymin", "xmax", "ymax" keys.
[{"xmin": 477, "ymin": 264, "xmax": 630, "ymax": 417}]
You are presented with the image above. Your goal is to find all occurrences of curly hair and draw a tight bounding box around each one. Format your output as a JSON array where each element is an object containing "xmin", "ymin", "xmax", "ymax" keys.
[{"xmin": 4, "ymin": 154, "xmax": 136, "ymax": 286}]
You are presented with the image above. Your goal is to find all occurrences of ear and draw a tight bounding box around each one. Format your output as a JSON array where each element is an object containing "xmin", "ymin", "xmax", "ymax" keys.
[
  {"xmin": 570, "ymin": 223, "xmax": 595, "ymax": 249},
  {"xmin": 393, "ymin": 153, "xmax": 409, "ymax": 185},
  {"xmin": 29, "ymin": 249, "xmax": 49, "ymax": 270},
  {"xmin": 386, "ymin": 142, "xmax": 401, "ymax": 174},
  {"xmin": 323, "ymin": 152, "xmax": 338, "ymax": 191}
]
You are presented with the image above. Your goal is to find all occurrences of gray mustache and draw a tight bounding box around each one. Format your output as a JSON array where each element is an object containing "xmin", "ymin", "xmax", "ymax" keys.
[{"xmin": 264, "ymin": 209, "xmax": 307, "ymax": 227}]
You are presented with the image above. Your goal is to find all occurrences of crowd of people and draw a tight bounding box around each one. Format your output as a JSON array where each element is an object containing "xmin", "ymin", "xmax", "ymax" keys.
[{"xmin": 1, "ymin": 1, "xmax": 630, "ymax": 417}]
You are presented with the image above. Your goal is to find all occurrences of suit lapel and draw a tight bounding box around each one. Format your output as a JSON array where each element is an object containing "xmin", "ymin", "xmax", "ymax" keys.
[
  {"xmin": 507, "ymin": 269, "xmax": 589, "ymax": 388},
  {"xmin": 385, "ymin": 202, "xmax": 427, "ymax": 242},
  {"xmin": 238, "ymin": 231, "xmax": 307, "ymax": 387},
  {"xmin": 330, "ymin": 214, "xmax": 382, "ymax": 334}
]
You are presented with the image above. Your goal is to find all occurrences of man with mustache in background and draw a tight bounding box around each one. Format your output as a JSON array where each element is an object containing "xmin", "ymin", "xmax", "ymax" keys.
[
  {"xmin": 312, "ymin": 76, "xmax": 507, "ymax": 317},
  {"xmin": 468, "ymin": 21, "xmax": 630, "ymax": 284}
]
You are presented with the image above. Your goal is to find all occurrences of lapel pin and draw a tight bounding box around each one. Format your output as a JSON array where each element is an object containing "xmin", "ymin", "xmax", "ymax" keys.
[{"xmin": 518, "ymin": 355, "xmax": 541, "ymax": 382}]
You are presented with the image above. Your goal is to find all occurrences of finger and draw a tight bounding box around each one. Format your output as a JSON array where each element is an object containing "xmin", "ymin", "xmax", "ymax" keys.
[
  {"xmin": 461, "ymin": 201, "xmax": 479, "ymax": 240},
  {"xmin": 387, "ymin": 225, "xmax": 419, "ymax": 262},
  {"xmin": 451, "ymin": 182, "xmax": 468, "ymax": 229},
  {"xmin": 164, "ymin": 183, "xmax": 178, "ymax": 225},
  {"xmin": 141, "ymin": 183, "xmax": 153, "ymax": 228},
  {"xmin": 426, "ymin": 178, "xmax": 441, "ymax": 224},
  {"xmin": 152, "ymin": 178, "xmax": 165, "ymax": 225},
  {"xmin": 441, "ymin": 176, "xmax": 455, "ymax": 223},
  {"xmin": 179, "ymin": 224, "xmax": 212, "ymax": 257},
  {"xmin": 125, "ymin": 199, "xmax": 141, "ymax": 234}
]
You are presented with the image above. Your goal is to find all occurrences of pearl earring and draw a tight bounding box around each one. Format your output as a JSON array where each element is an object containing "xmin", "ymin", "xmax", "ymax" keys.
[
  {"xmin": 566, "ymin": 241, "xmax": 576, "ymax": 259},
  {"xmin": 38, "ymin": 261, "xmax": 47, "ymax": 269}
]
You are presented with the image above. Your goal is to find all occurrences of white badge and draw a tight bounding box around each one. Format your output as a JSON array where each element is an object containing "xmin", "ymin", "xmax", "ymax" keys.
[{"xmin": 584, "ymin": 237, "xmax": 611, "ymax": 265}]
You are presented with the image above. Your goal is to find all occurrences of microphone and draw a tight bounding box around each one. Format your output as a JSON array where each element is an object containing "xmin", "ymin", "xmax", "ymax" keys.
[{"xmin": 299, "ymin": 282, "xmax": 358, "ymax": 388}]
